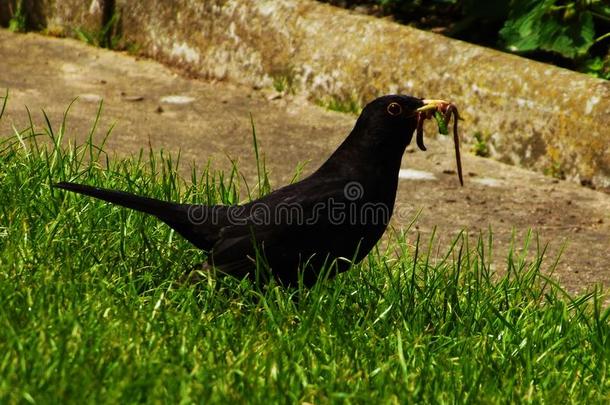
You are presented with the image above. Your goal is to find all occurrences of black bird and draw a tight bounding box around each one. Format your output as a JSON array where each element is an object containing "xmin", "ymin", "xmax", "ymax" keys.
[{"xmin": 55, "ymin": 95, "xmax": 455, "ymax": 286}]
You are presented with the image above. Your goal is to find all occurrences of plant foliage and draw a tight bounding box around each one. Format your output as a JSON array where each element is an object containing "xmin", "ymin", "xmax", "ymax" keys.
[{"xmin": 324, "ymin": 0, "xmax": 610, "ymax": 79}]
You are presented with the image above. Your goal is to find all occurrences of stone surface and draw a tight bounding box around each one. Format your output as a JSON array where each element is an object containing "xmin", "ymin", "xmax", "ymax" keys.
[
  {"xmin": 114, "ymin": 0, "xmax": 610, "ymax": 188},
  {"xmin": 1, "ymin": 0, "xmax": 609, "ymax": 187},
  {"xmin": 1, "ymin": 30, "xmax": 609, "ymax": 293},
  {"xmin": 0, "ymin": 0, "xmax": 107, "ymax": 37},
  {"xmin": 44, "ymin": 0, "xmax": 106, "ymax": 36},
  {"xmin": 116, "ymin": 0, "xmax": 289, "ymax": 84}
]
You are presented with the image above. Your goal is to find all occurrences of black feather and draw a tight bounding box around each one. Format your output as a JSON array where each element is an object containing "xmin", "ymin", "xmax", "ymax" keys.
[{"xmin": 55, "ymin": 94, "xmax": 428, "ymax": 286}]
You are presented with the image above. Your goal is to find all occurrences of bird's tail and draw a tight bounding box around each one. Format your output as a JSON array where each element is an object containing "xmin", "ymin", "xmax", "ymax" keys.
[
  {"xmin": 54, "ymin": 181, "xmax": 217, "ymax": 251},
  {"xmin": 54, "ymin": 181, "xmax": 180, "ymax": 218}
]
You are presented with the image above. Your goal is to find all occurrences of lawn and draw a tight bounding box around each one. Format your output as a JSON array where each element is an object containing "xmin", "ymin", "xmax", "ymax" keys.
[{"xmin": 1, "ymin": 95, "xmax": 609, "ymax": 403}]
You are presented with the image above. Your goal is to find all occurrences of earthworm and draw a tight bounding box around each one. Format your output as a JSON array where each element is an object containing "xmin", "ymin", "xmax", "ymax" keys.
[
  {"xmin": 416, "ymin": 101, "xmax": 463, "ymax": 186},
  {"xmin": 416, "ymin": 112, "xmax": 427, "ymax": 151}
]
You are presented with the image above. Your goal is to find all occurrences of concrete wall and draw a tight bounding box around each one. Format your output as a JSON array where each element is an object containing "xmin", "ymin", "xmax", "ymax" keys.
[
  {"xmin": 0, "ymin": 0, "xmax": 106, "ymax": 34},
  {"xmin": 2, "ymin": 0, "xmax": 609, "ymax": 187}
]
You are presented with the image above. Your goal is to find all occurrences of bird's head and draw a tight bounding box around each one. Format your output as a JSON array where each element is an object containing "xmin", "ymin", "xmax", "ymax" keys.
[
  {"xmin": 321, "ymin": 94, "xmax": 462, "ymax": 182},
  {"xmin": 343, "ymin": 94, "xmax": 463, "ymax": 185},
  {"xmin": 354, "ymin": 94, "xmax": 442, "ymax": 151},
  {"xmin": 358, "ymin": 94, "xmax": 422, "ymax": 136}
]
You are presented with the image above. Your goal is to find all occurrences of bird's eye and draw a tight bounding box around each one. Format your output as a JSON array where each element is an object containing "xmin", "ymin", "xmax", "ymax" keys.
[{"xmin": 387, "ymin": 102, "xmax": 402, "ymax": 116}]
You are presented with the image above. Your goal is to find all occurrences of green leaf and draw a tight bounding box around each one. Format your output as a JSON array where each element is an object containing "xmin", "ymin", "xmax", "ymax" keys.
[
  {"xmin": 580, "ymin": 56, "xmax": 610, "ymax": 80},
  {"xmin": 500, "ymin": 0, "xmax": 596, "ymax": 59},
  {"xmin": 434, "ymin": 111, "xmax": 449, "ymax": 135},
  {"xmin": 499, "ymin": 0, "xmax": 552, "ymax": 52}
]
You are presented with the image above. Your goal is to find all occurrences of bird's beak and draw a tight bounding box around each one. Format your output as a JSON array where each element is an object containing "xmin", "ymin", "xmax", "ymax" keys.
[{"xmin": 416, "ymin": 99, "xmax": 451, "ymax": 112}]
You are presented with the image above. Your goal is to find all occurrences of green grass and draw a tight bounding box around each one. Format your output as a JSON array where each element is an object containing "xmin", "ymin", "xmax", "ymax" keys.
[
  {"xmin": 7, "ymin": 0, "xmax": 26, "ymax": 33},
  {"xmin": 317, "ymin": 95, "xmax": 362, "ymax": 115},
  {"xmin": 74, "ymin": 10, "xmax": 123, "ymax": 50},
  {"xmin": 471, "ymin": 131, "xmax": 491, "ymax": 158},
  {"xmin": 1, "ymin": 95, "xmax": 609, "ymax": 403}
]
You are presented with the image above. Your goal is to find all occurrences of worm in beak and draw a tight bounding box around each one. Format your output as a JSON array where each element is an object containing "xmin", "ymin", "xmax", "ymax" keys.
[{"xmin": 415, "ymin": 99, "xmax": 464, "ymax": 186}]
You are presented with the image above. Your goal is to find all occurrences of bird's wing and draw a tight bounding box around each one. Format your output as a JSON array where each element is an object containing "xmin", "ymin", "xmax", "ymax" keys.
[{"xmin": 209, "ymin": 178, "xmax": 352, "ymax": 274}]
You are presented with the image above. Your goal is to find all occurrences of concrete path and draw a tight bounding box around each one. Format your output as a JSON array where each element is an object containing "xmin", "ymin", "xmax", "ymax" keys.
[{"xmin": 1, "ymin": 30, "xmax": 609, "ymax": 293}]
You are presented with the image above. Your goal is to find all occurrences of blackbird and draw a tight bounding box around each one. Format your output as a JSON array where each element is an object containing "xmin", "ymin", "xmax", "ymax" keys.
[{"xmin": 55, "ymin": 95, "xmax": 454, "ymax": 286}]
